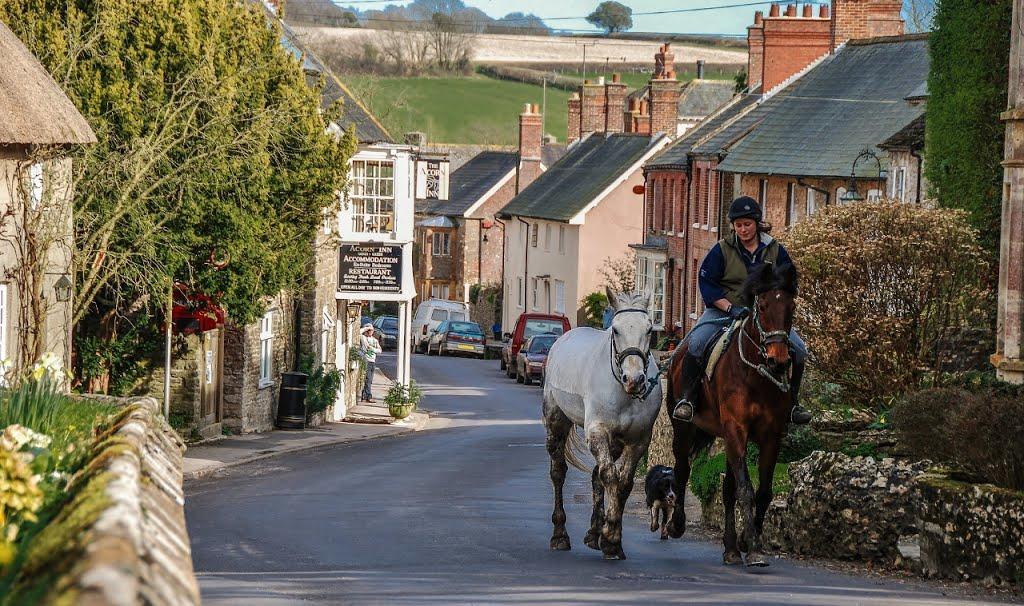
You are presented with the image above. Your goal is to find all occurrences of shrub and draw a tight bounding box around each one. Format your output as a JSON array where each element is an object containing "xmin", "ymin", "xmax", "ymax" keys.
[
  {"xmin": 476, "ymin": 64, "xmax": 582, "ymax": 92},
  {"xmin": 892, "ymin": 385, "xmax": 1024, "ymax": 490},
  {"xmin": 300, "ymin": 359, "xmax": 342, "ymax": 420},
  {"xmin": 783, "ymin": 202, "xmax": 989, "ymax": 403},
  {"xmin": 689, "ymin": 446, "xmax": 790, "ymax": 505},
  {"xmin": 580, "ymin": 292, "xmax": 608, "ymax": 328}
]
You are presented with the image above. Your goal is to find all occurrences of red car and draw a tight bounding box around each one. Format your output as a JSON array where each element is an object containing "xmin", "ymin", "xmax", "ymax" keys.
[
  {"xmin": 515, "ymin": 334, "xmax": 558, "ymax": 385},
  {"xmin": 502, "ymin": 313, "xmax": 571, "ymax": 380}
]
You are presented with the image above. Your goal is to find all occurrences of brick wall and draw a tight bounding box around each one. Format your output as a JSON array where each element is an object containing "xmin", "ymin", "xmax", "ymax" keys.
[
  {"xmin": 761, "ymin": 11, "xmax": 831, "ymax": 92},
  {"xmin": 747, "ymin": 12, "xmax": 765, "ymax": 90},
  {"xmin": 567, "ymin": 93, "xmax": 581, "ymax": 143},
  {"xmin": 604, "ymin": 76, "xmax": 628, "ymax": 134},
  {"xmin": 650, "ymin": 79, "xmax": 682, "ymax": 136},
  {"xmin": 580, "ymin": 83, "xmax": 606, "ymax": 138},
  {"xmin": 832, "ymin": 0, "xmax": 904, "ymax": 46}
]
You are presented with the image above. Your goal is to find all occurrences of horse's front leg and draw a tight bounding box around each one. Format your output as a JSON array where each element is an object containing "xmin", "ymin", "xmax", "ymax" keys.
[
  {"xmin": 724, "ymin": 423, "xmax": 767, "ymax": 567},
  {"xmin": 584, "ymin": 465, "xmax": 604, "ymax": 551},
  {"xmin": 754, "ymin": 439, "xmax": 781, "ymax": 538},
  {"xmin": 544, "ymin": 401, "xmax": 573, "ymax": 551},
  {"xmin": 722, "ymin": 461, "xmax": 742, "ymax": 564},
  {"xmin": 667, "ymin": 419, "xmax": 693, "ymax": 538},
  {"xmin": 589, "ymin": 426, "xmax": 629, "ymax": 560}
]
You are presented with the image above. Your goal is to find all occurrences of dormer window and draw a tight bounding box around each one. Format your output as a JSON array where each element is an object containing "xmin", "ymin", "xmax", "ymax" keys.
[{"xmin": 349, "ymin": 159, "xmax": 395, "ymax": 234}]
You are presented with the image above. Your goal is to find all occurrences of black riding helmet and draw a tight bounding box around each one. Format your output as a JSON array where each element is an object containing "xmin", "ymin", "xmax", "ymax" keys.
[{"xmin": 727, "ymin": 195, "xmax": 762, "ymax": 223}]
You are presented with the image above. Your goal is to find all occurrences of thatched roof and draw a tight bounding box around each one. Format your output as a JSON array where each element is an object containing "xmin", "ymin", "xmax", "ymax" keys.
[{"xmin": 0, "ymin": 20, "xmax": 96, "ymax": 146}]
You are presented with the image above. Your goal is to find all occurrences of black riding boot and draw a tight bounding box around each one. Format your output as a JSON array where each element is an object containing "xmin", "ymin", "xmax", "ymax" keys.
[
  {"xmin": 789, "ymin": 358, "xmax": 812, "ymax": 425},
  {"xmin": 671, "ymin": 353, "xmax": 703, "ymax": 422}
]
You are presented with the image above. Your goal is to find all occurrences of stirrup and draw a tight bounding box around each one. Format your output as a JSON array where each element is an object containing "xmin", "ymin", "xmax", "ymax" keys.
[
  {"xmin": 672, "ymin": 400, "xmax": 694, "ymax": 422},
  {"xmin": 790, "ymin": 405, "xmax": 812, "ymax": 425}
]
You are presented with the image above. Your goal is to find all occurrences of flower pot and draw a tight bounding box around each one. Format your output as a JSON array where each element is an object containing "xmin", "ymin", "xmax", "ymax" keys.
[{"xmin": 388, "ymin": 402, "xmax": 415, "ymax": 420}]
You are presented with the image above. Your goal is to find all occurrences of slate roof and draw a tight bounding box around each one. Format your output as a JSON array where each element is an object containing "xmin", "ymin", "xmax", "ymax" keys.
[
  {"xmin": 425, "ymin": 151, "xmax": 517, "ymax": 217},
  {"xmin": 500, "ymin": 133, "xmax": 662, "ymax": 222},
  {"xmin": 717, "ymin": 35, "xmax": 929, "ymax": 178},
  {"xmin": 645, "ymin": 93, "xmax": 760, "ymax": 168},
  {"xmin": 0, "ymin": 20, "xmax": 96, "ymax": 145},
  {"xmin": 273, "ymin": 11, "xmax": 392, "ymax": 143},
  {"xmin": 677, "ymin": 80, "xmax": 736, "ymax": 119}
]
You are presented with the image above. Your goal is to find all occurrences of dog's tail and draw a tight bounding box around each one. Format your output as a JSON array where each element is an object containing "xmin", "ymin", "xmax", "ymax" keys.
[{"xmin": 565, "ymin": 425, "xmax": 590, "ymax": 472}]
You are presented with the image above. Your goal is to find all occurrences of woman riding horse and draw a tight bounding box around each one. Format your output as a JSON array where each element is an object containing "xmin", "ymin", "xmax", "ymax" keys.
[{"xmin": 671, "ymin": 196, "xmax": 812, "ymax": 425}]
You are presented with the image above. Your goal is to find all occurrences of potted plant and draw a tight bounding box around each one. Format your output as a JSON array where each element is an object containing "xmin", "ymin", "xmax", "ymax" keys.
[{"xmin": 384, "ymin": 381, "xmax": 422, "ymax": 420}]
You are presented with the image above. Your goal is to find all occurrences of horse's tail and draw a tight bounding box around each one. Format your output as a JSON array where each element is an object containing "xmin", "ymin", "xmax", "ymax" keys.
[{"xmin": 564, "ymin": 425, "xmax": 590, "ymax": 472}]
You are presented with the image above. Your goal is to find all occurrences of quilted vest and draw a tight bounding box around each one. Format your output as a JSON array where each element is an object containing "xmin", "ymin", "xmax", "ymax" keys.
[{"xmin": 718, "ymin": 232, "xmax": 780, "ymax": 306}]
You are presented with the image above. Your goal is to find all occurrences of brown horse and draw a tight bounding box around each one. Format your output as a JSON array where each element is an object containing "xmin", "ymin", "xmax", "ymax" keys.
[{"xmin": 665, "ymin": 262, "xmax": 798, "ymax": 567}]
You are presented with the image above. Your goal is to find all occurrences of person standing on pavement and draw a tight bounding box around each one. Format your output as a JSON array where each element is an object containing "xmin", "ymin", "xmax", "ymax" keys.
[{"xmin": 359, "ymin": 323, "xmax": 382, "ymax": 403}]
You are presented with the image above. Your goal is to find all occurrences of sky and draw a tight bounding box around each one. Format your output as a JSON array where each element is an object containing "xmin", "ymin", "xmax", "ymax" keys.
[{"xmin": 343, "ymin": 0, "xmax": 775, "ymax": 36}]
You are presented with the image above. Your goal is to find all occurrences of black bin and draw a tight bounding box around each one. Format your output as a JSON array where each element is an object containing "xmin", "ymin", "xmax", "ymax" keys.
[{"xmin": 276, "ymin": 371, "xmax": 308, "ymax": 430}]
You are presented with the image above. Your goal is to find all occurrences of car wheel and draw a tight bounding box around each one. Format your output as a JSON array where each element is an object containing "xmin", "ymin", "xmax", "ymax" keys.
[
  {"xmin": 515, "ymin": 364, "xmax": 524, "ymax": 383},
  {"xmin": 523, "ymin": 373, "xmax": 533, "ymax": 386},
  {"xmin": 439, "ymin": 344, "xmax": 447, "ymax": 356}
]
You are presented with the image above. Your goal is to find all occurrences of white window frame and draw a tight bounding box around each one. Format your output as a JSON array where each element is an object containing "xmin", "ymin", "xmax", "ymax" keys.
[
  {"xmin": 544, "ymin": 224, "xmax": 551, "ymax": 251},
  {"xmin": 520, "ymin": 222, "xmax": 528, "ymax": 243},
  {"xmin": 431, "ymin": 282, "xmax": 450, "ymax": 299},
  {"xmin": 554, "ymin": 279, "xmax": 565, "ymax": 314},
  {"xmin": 704, "ymin": 170, "xmax": 713, "ymax": 227},
  {"xmin": 348, "ymin": 159, "xmax": 396, "ymax": 235},
  {"xmin": 558, "ymin": 225, "xmax": 566, "ymax": 254},
  {"xmin": 531, "ymin": 223, "xmax": 538, "ymax": 248},
  {"xmin": 517, "ymin": 277, "xmax": 524, "ymax": 308},
  {"xmin": 787, "ymin": 183, "xmax": 796, "ymax": 226},
  {"xmin": 259, "ymin": 311, "xmax": 274, "ymax": 388},
  {"xmin": 691, "ymin": 261, "xmax": 701, "ymax": 319},
  {"xmin": 321, "ymin": 307, "xmax": 334, "ymax": 365},
  {"xmin": 531, "ymin": 277, "xmax": 539, "ymax": 310},
  {"xmin": 836, "ymin": 187, "xmax": 848, "ymax": 205},
  {"xmin": 806, "ymin": 187, "xmax": 818, "ymax": 217},
  {"xmin": 543, "ymin": 280, "xmax": 551, "ymax": 312},
  {"xmin": 892, "ymin": 168, "xmax": 906, "ymax": 202},
  {"xmin": 867, "ymin": 188, "xmax": 882, "ymax": 202},
  {"xmin": 758, "ymin": 178, "xmax": 769, "ymax": 206},
  {"xmin": 636, "ymin": 257, "xmax": 666, "ymax": 329},
  {"xmin": 431, "ymin": 231, "xmax": 451, "ymax": 256}
]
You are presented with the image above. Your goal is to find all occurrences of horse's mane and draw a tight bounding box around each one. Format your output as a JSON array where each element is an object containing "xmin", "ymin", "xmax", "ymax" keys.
[
  {"xmin": 740, "ymin": 262, "xmax": 799, "ymax": 303},
  {"xmin": 611, "ymin": 291, "xmax": 649, "ymax": 310}
]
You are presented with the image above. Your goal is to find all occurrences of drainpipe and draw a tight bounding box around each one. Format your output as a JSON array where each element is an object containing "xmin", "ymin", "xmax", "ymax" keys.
[{"xmin": 910, "ymin": 149, "xmax": 923, "ymax": 204}]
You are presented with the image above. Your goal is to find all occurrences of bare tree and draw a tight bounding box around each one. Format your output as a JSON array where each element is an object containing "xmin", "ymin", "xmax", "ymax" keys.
[
  {"xmin": 599, "ymin": 252, "xmax": 637, "ymax": 294},
  {"xmin": 903, "ymin": 0, "xmax": 935, "ymax": 33}
]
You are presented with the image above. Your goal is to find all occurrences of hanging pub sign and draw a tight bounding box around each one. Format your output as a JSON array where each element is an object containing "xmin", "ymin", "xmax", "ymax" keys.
[
  {"xmin": 415, "ymin": 156, "xmax": 449, "ymax": 201},
  {"xmin": 338, "ymin": 243, "xmax": 404, "ymax": 294}
]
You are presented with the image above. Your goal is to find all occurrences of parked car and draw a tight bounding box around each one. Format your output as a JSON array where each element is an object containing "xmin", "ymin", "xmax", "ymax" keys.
[
  {"xmin": 412, "ymin": 298, "xmax": 470, "ymax": 353},
  {"xmin": 426, "ymin": 320, "xmax": 486, "ymax": 357},
  {"xmin": 372, "ymin": 315, "xmax": 400, "ymax": 350},
  {"xmin": 502, "ymin": 313, "xmax": 571, "ymax": 379},
  {"xmin": 515, "ymin": 334, "xmax": 558, "ymax": 385}
]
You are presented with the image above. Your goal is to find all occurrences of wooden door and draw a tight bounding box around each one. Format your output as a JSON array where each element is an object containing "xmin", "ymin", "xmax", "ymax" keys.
[{"xmin": 200, "ymin": 328, "xmax": 223, "ymax": 425}]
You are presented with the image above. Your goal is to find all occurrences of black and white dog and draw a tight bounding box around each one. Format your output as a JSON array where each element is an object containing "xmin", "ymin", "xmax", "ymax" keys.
[{"xmin": 644, "ymin": 465, "xmax": 676, "ymax": 540}]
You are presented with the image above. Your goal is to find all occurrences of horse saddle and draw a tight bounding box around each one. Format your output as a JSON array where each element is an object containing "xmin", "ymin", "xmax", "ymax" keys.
[{"xmin": 702, "ymin": 317, "xmax": 745, "ymax": 381}]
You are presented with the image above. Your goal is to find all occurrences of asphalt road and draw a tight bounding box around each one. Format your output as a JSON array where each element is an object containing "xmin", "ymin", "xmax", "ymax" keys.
[{"xmin": 186, "ymin": 352, "xmax": 1011, "ymax": 605}]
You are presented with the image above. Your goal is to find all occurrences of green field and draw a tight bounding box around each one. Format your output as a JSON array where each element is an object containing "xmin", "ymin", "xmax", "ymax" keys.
[{"xmin": 345, "ymin": 73, "xmax": 572, "ymax": 145}]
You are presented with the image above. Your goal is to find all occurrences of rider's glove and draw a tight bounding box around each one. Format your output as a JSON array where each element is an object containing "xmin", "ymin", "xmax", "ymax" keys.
[{"xmin": 728, "ymin": 304, "xmax": 750, "ymax": 319}]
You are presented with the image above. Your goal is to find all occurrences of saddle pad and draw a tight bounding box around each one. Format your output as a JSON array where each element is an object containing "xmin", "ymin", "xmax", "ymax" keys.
[{"xmin": 704, "ymin": 318, "xmax": 745, "ymax": 380}]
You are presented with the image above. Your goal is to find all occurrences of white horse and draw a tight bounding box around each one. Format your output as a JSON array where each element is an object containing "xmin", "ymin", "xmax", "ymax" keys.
[{"xmin": 543, "ymin": 288, "xmax": 663, "ymax": 560}]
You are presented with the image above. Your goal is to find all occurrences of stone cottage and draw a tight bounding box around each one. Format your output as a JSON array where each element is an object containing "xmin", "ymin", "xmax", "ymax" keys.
[{"xmin": 0, "ymin": 20, "xmax": 96, "ymax": 378}]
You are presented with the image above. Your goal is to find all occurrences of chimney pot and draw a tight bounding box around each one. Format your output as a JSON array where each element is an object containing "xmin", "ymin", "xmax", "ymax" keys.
[
  {"xmin": 597, "ymin": 76, "xmax": 605, "ymax": 85},
  {"xmin": 523, "ymin": 102, "xmax": 532, "ymax": 113},
  {"xmin": 532, "ymin": 103, "xmax": 539, "ymax": 114},
  {"xmin": 769, "ymin": 3, "xmax": 780, "ymax": 17},
  {"xmin": 584, "ymin": 79, "xmax": 592, "ymax": 85},
  {"xmin": 802, "ymin": 3, "xmax": 813, "ymax": 17},
  {"xmin": 753, "ymin": 10, "xmax": 763, "ymax": 24},
  {"xmin": 612, "ymin": 73, "xmax": 621, "ymax": 83},
  {"xmin": 818, "ymin": 4, "xmax": 829, "ymax": 18},
  {"xmin": 785, "ymin": 4, "xmax": 797, "ymax": 17}
]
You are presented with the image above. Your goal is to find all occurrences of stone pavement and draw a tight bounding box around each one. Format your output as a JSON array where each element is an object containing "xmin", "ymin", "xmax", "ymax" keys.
[{"xmin": 183, "ymin": 368, "xmax": 429, "ymax": 481}]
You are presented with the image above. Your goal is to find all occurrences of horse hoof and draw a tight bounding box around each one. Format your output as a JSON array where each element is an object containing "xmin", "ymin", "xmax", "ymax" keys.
[
  {"xmin": 667, "ymin": 521, "xmax": 685, "ymax": 539},
  {"xmin": 660, "ymin": 533, "xmax": 669, "ymax": 541},
  {"xmin": 722, "ymin": 550, "xmax": 743, "ymax": 565},
  {"xmin": 584, "ymin": 531, "xmax": 601, "ymax": 551},
  {"xmin": 745, "ymin": 551, "xmax": 770, "ymax": 567},
  {"xmin": 602, "ymin": 549, "xmax": 627, "ymax": 560},
  {"xmin": 550, "ymin": 536, "xmax": 571, "ymax": 551}
]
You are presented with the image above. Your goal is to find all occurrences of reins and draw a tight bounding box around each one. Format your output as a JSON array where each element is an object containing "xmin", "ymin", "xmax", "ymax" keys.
[
  {"xmin": 608, "ymin": 308, "xmax": 662, "ymax": 401},
  {"xmin": 735, "ymin": 295, "xmax": 791, "ymax": 392}
]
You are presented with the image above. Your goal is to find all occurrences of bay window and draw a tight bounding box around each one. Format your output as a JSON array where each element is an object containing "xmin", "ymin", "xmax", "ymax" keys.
[{"xmin": 349, "ymin": 159, "xmax": 395, "ymax": 233}]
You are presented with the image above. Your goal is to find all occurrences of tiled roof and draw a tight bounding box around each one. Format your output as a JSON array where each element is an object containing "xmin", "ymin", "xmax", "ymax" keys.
[
  {"xmin": 645, "ymin": 93, "xmax": 760, "ymax": 168},
  {"xmin": 274, "ymin": 14, "xmax": 392, "ymax": 143},
  {"xmin": 677, "ymin": 80, "xmax": 736, "ymax": 118},
  {"xmin": 500, "ymin": 133, "xmax": 662, "ymax": 222},
  {"xmin": 425, "ymin": 151, "xmax": 517, "ymax": 217},
  {"xmin": 717, "ymin": 36, "xmax": 928, "ymax": 178},
  {"xmin": 879, "ymin": 114, "xmax": 925, "ymax": 150}
]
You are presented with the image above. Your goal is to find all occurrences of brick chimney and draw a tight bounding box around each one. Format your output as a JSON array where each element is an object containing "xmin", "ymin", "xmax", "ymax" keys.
[
  {"xmin": 832, "ymin": 0, "xmax": 904, "ymax": 48},
  {"xmin": 760, "ymin": 3, "xmax": 831, "ymax": 92},
  {"xmin": 604, "ymin": 73, "xmax": 627, "ymax": 133},
  {"xmin": 517, "ymin": 103, "xmax": 543, "ymax": 192},
  {"xmin": 580, "ymin": 79, "xmax": 607, "ymax": 139},
  {"xmin": 567, "ymin": 92, "xmax": 581, "ymax": 144},
  {"xmin": 650, "ymin": 46, "xmax": 680, "ymax": 136},
  {"xmin": 747, "ymin": 10, "xmax": 765, "ymax": 91}
]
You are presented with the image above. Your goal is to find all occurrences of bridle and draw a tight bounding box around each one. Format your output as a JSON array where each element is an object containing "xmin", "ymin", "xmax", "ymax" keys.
[
  {"xmin": 608, "ymin": 308, "xmax": 661, "ymax": 400},
  {"xmin": 736, "ymin": 294, "xmax": 792, "ymax": 392}
]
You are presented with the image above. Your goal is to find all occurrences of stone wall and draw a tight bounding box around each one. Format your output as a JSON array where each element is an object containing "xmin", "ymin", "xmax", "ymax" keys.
[
  {"xmin": 915, "ymin": 473, "xmax": 1024, "ymax": 585},
  {"xmin": 5, "ymin": 396, "xmax": 199, "ymax": 605}
]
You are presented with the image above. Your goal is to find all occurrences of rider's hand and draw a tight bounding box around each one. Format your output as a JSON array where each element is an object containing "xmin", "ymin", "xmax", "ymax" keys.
[{"xmin": 728, "ymin": 304, "xmax": 749, "ymax": 319}]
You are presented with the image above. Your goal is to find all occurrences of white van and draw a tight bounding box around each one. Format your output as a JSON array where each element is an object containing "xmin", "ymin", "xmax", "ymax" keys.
[{"xmin": 411, "ymin": 298, "xmax": 471, "ymax": 353}]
